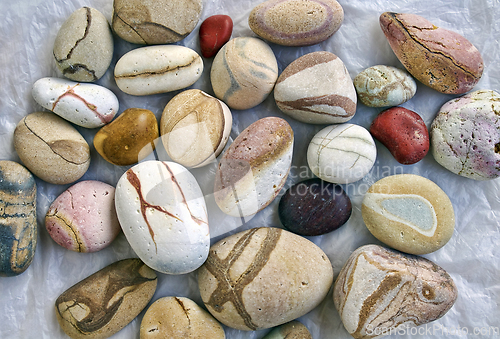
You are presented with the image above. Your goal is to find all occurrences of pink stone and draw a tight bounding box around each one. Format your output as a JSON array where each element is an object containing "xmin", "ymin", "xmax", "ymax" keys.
[{"xmin": 199, "ymin": 15, "xmax": 233, "ymax": 58}]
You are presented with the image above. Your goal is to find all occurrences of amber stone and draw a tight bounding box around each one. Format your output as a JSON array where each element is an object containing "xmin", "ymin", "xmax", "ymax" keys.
[{"xmin": 94, "ymin": 108, "xmax": 159, "ymax": 166}]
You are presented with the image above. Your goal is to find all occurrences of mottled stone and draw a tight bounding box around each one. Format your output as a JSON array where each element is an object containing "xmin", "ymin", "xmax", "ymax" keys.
[
  {"xmin": 140, "ymin": 297, "xmax": 225, "ymax": 339},
  {"xmin": 307, "ymin": 124, "xmax": 376, "ymax": 184},
  {"xmin": 274, "ymin": 51, "xmax": 357, "ymax": 124},
  {"xmin": 160, "ymin": 89, "xmax": 232, "ymax": 168},
  {"xmin": 362, "ymin": 174, "xmax": 455, "ymax": 255},
  {"xmin": 53, "ymin": 7, "xmax": 113, "ymax": 82},
  {"xmin": 380, "ymin": 12, "xmax": 484, "ymax": 94},
  {"xmin": 278, "ymin": 178, "xmax": 351, "ymax": 236},
  {"xmin": 114, "ymin": 45, "xmax": 203, "ymax": 96},
  {"xmin": 94, "ymin": 108, "xmax": 159, "ymax": 166},
  {"xmin": 354, "ymin": 65, "xmax": 417, "ymax": 107},
  {"xmin": 263, "ymin": 321, "xmax": 311, "ymax": 339},
  {"xmin": 370, "ymin": 107, "xmax": 429, "ymax": 165},
  {"xmin": 45, "ymin": 180, "xmax": 120, "ymax": 253},
  {"xmin": 199, "ymin": 15, "xmax": 233, "ymax": 58},
  {"xmin": 115, "ymin": 161, "xmax": 209, "ymax": 275},
  {"xmin": 333, "ymin": 244, "xmax": 458, "ymax": 339},
  {"xmin": 112, "ymin": 0, "xmax": 203, "ymax": 44},
  {"xmin": 214, "ymin": 117, "xmax": 293, "ymax": 217},
  {"xmin": 0, "ymin": 161, "xmax": 36, "ymax": 277},
  {"xmin": 431, "ymin": 90, "xmax": 500, "ymax": 180},
  {"xmin": 55, "ymin": 258, "xmax": 157, "ymax": 339},
  {"xmin": 32, "ymin": 77, "xmax": 119, "ymax": 128},
  {"xmin": 14, "ymin": 112, "xmax": 90, "ymax": 185},
  {"xmin": 198, "ymin": 227, "xmax": 333, "ymax": 331},
  {"xmin": 211, "ymin": 37, "xmax": 278, "ymax": 110}
]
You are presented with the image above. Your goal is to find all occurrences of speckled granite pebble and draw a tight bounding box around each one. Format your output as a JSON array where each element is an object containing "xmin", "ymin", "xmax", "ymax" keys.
[
  {"xmin": 362, "ymin": 174, "xmax": 455, "ymax": 255},
  {"xmin": 431, "ymin": 90, "xmax": 500, "ymax": 180},
  {"xmin": 249, "ymin": 0, "xmax": 344, "ymax": 46},
  {"xmin": 53, "ymin": 7, "xmax": 113, "ymax": 82},
  {"xmin": 0, "ymin": 161, "xmax": 37, "ymax": 277},
  {"xmin": 45, "ymin": 180, "xmax": 120, "ymax": 253},
  {"xmin": 334, "ymin": 244, "xmax": 457, "ymax": 339},
  {"xmin": 354, "ymin": 65, "xmax": 417, "ymax": 107}
]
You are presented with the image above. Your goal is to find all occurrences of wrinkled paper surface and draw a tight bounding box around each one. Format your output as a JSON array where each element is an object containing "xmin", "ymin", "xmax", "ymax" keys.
[{"xmin": 1, "ymin": 0, "xmax": 499, "ymax": 338}]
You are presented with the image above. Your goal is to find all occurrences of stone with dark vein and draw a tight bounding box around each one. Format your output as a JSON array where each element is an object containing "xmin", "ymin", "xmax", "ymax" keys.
[
  {"xmin": 333, "ymin": 244, "xmax": 457, "ymax": 339},
  {"xmin": 198, "ymin": 227, "xmax": 333, "ymax": 331},
  {"xmin": 112, "ymin": 0, "xmax": 202, "ymax": 44},
  {"xmin": 115, "ymin": 160, "xmax": 210, "ymax": 274},
  {"xmin": 55, "ymin": 258, "xmax": 157, "ymax": 339},
  {"xmin": 140, "ymin": 296, "xmax": 225, "ymax": 338},
  {"xmin": 380, "ymin": 12, "xmax": 483, "ymax": 94},
  {"xmin": 13, "ymin": 112, "xmax": 90, "ymax": 185},
  {"xmin": 274, "ymin": 51, "xmax": 357, "ymax": 124},
  {"xmin": 0, "ymin": 161, "xmax": 37, "ymax": 277},
  {"xmin": 53, "ymin": 7, "xmax": 113, "ymax": 82}
]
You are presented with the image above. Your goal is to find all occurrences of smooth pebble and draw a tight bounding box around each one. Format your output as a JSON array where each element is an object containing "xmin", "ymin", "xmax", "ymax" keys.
[
  {"xmin": 199, "ymin": 15, "xmax": 233, "ymax": 58},
  {"xmin": 262, "ymin": 321, "xmax": 312, "ymax": 339}
]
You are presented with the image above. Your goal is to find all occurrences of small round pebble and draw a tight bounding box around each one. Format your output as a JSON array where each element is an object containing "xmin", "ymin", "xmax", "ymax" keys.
[
  {"xmin": 354, "ymin": 65, "xmax": 417, "ymax": 107},
  {"xmin": 263, "ymin": 321, "xmax": 312, "ymax": 339},
  {"xmin": 45, "ymin": 180, "xmax": 121, "ymax": 253},
  {"xmin": 211, "ymin": 37, "xmax": 278, "ymax": 110},
  {"xmin": 140, "ymin": 297, "xmax": 225, "ymax": 339},
  {"xmin": 362, "ymin": 174, "xmax": 455, "ymax": 255},
  {"xmin": 307, "ymin": 124, "xmax": 377, "ymax": 184},
  {"xmin": 199, "ymin": 15, "xmax": 233, "ymax": 58},
  {"xmin": 279, "ymin": 178, "xmax": 351, "ymax": 236},
  {"xmin": 370, "ymin": 106, "xmax": 429, "ymax": 164},
  {"xmin": 431, "ymin": 90, "xmax": 500, "ymax": 180}
]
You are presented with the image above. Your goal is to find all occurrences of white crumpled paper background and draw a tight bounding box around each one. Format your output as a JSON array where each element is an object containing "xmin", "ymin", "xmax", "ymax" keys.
[{"xmin": 1, "ymin": 0, "xmax": 499, "ymax": 338}]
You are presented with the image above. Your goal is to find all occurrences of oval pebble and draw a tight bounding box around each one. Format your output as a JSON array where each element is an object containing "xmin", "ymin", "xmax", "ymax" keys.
[
  {"xmin": 262, "ymin": 321, "xmax": 312, "ymax": 339},
  {"xmin": 32, "ymin": 77, "xmax": 119, "ymax": 128},
  {"xmin": 249, "ymin": 0, "xmax": 343, "ymax": 46},
  {"xmin": 140, "ymin": 297, "xmax": 225, "ymax": 339},
  {"xmin": 278, "ymin": 178, "xmax": 351, "ymax": 236},
  {"xmin": 307, "ymin": 124, "xmax": 376, "ymax": 184},
  {"xmin": 274, "ymin": 51, "xmax": 357, "ymax": 124},
  {"xmin": 354, "ymin": 65, "xmax": 417, "ymax": 107},
  {"xmin": 431, "ymin": 90, "xmax": 500, "ymax": 180},
  {"xmin": 14, "ymin": 112, "xmax": 90, "ymax": 185},
  {"xmin": 199, "ymin": 15, "xmax": 233, "ymax": 58},
  {"xmin": 370, "ymin": 106, "xmax": 429, "ymax": 165},
  {"xmin": 198, "ymin": 227, "xmax": 333, "ymax": 331},
  {"xmin": 334, "ymin": 244, "xmax": 457, "ymax": 339},
  {"xmin": 211, "ymin": 37, "xmax": 278, "ymax": 110},
  {"xmin": 0, "ymin": 161, "xmax": 37, "ymax": 277},
  {"xmin": 53, "ymin": 7, "xmax": 113, "ymax": 82},
  {"xmin": 115, "ymin": 160, "xmax": 210, "ymax": 275},
  {"xmin": 380, "ymin": 12, "xmax": 483, "ymax": 94},
  {"xmin": 55, "ymin": 258, "xmax": 157, "ymax": 339},
  {"xmin": 112, "ymin": 0, "xmax": 203, "ymax": 44},
  {"xmin": 160, "ymin": 89, "xmax": 232, "ymax": 168},
  {"xmin": 214, "ymin": 117, "xmax": 293, "ymax": 217},
  {"xmin": 362, "ymin": 174, "xmax": 455, "ymax": 255},
  {"xmin": 45, "ymin": 180, "xmax": 120, "ymax": 253},
  {"xmin": 94, "ymin": 108, "xmax": 159, "ymax": 166},
  {"xmin": 114, "ymin": 45, "xmax": 203, "ymax": 96}
]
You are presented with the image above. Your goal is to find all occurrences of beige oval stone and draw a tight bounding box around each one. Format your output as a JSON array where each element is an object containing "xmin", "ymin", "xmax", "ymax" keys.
[
  {"xmin": 140, "ymin": 297, "xmax": 225, "ymax": 339},
  {"xmin": 112, "ymin": 0, "xmax": 203, "ymax": 44},
  {"xmin": 55, "ymin": 258, "xmax": 157, "ymax": 339},
  {"xmin": 362, "ymin": 174, "xmax": 455, "ymax": 255},
  {"xmin": 333, "ymin": 244, "xmax": 458, "ymax": 339},
  {"xmin": 14, "ymin": 112, "xmax": 90, "ymax": 185},
  {"xmin": 262, "ymin": 320, "xmax": 312, "ymax": 339},
  {"xmin": 160, "ymin": 89, "xmax": 232, "ymax": 168},
  {"xmin": 53, "ymin": 7, "xmax": 114, "ymax": 82},
  {"xmin": 198, "ymin": 227, "xmax": 333, "ymax": 331}
]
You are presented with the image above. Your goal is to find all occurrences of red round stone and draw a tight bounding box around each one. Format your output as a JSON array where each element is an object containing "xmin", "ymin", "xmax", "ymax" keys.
[
  {"xmin": 199, "ymin": 15, "xmax": 233, "ymax": 58},
  {"xmin": 370, "ymin": 107, "xmax": 429, "ymax": 165}
]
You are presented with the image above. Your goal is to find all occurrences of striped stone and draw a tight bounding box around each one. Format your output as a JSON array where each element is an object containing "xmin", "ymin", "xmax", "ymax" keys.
[
  {"xmin": 274, "ymin": 51, "xmax": 356, "ymax": 124},
  {"xmin": 198, "ymin": 227, "xmax": 333, "ymax": 331},
  {"xmin": 333, "ymin": 244, "xmax": 457, "ymax": 339},
  {"xmin": 0, "ymin": 161, "xmax": 37, "ymax": 277},
  {"xmin": 55, "ymin": 258, "xmax": 157, "ymax": 339}
]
